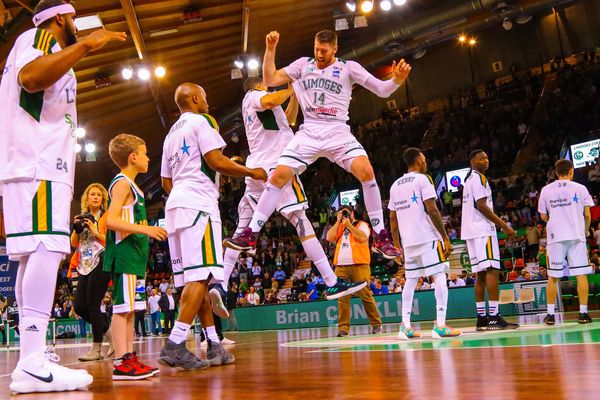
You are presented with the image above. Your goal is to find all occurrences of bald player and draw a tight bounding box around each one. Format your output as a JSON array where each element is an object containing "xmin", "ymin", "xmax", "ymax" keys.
[
  {"xmin": 159, "ymin": 83, "xmax": 266, "ymax": 370},
  {"xmin": 0, "ymin": 0, "xmax": 126, "ymax": 394}
]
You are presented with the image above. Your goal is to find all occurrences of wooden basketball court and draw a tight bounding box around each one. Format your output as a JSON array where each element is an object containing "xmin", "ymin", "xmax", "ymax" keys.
[{"xmin": 1, "ymin": 312, "xmax": 599, "ymax": 399}]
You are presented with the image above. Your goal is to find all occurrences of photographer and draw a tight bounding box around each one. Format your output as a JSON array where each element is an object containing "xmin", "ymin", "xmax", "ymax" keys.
[
  {"xmin": 326, "ymin": 206, "xmax": 382, "ymax": 337},
  {"xmin": 70, "ymin": 183, "xmax": 113, "ymax": 361}
]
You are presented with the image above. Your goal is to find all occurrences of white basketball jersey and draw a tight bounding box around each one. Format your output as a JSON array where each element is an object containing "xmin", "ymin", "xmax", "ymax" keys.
[
  {"xmin": 241, "ymin": 90, "xmax": 294, "ymax": 170},
  {"xmin": 461, "ymin": 170, "xmax": 497, "ymax": 240},
  {"xmin": 0, "ymin": 28, "xmax": 77, "ymax": 187},
  {"xmin": 161, "ymin": 113, "xmax": 226, "ymax": 215},
  {"xmin": 283, "ymin": 57, "xmax": 372, "ymax": 124},
  {"xmin": 538, "ymin": 180, "xmax": 594, "ymax": 244},
  {"xmin": 388, "ymin": 172, "xmax": 442, "ymax": 248}
]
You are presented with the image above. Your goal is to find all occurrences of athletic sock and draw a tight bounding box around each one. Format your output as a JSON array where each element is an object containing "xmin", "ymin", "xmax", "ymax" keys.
[
  {"xmin": 547, "ymin": 304, "xmax": 555, "ymax": 315},
  {"xmin": 169, "ymin": 321, "xmax": 190, "ymax": 344},
  {"xmin": 222, "ymin": 248, "xmax": 240, "ymax": 291},
  {"xmin": 402, "ymin": 278, "xmax": 418, "ymax": 328},
  {"xmin": 580, "ymin": 304, "xmax": 588, "ymax": 313},
  {"xmin": 362, "ymin": 179, "xmax": 384, "ymax": 234},
  {"xmin": 433, "ymin": 273, "xmax": 448, "ymax": 326},
  {"xmin": 248, "ymin": 183, "xmax": 283, "ymax": 232},
  {"xmin": 488, "ymin": 301, "xmax": 499, "ymax": 316},
  {"xmin": 19, "ymin": 316, "xmax": 48, "ymax": 361},
  {"xmin": 301, "ymin": 237, "xmax": 337, "ymax": 286},
  {"xmin": 205, "ymin": 326, "xmax": 219, "ymax": 342},
  {"xmin": 476, "ymin": 302, "xmax": 486, "ymax": 317}
]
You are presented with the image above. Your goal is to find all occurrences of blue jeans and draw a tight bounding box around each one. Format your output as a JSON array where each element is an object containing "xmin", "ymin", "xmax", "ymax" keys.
[
  {"xmin": 78, "ymin": 318, "xmax": 87, "ymax": 338},
  {"xmin": 150, "ymin": 311, "xmax": 162, "ymax": 334}
]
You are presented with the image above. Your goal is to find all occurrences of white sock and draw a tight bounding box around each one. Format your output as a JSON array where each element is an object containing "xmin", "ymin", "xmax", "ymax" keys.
[
  {"xmin": 433, "ymin": 273, "xmax": 448, "ymax": 326},
  {"xmin": 402, "ymin": 278, "xmax": 418, "ymax": 328},
  {"xmin": 222, "ymin": 248, "xmax": 240, "ymax": 291},
  {"xmin": 580, "ymin": 304, "xmax": 588, "ymax": 313},
  {"xmin": 361, "ymin": 179, "xmax": 384, "ymax": 234},
  {"xmin": 301, "ymin": 237, "xmax": 337, "ymax": 286},
  {"xmin": 476, "ymin": 302, "xmax": 486, "ymax": 316},
  {"xmin": 488, "ymin": 301, "xmax": 499, "ymax": 316},
  {"xmin": 547, "ymin": 304, "xmax": 555, "ymax": 315},
  {"xmin": 205, "ymin": 326, "xmax": 219, "ymax": 342},
  {"xmin": 248, "ymin": 183, "xmax": 283, "ymax": 232},
  {"xmin": 19, "ymin": 317, "xmax": 48, "ymax": 361},
  {"xmin": 169, "ymin": 321, "xmax": 190, "ymax": 344}
]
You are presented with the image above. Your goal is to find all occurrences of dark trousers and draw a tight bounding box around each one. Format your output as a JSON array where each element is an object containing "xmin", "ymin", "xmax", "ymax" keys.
[
  {"xmin": 134, "ymin": 310, "xmax": 147, "ymax": 336},
  {"xmin": 74, "ymin": 263, "xmax": 111, "ymax": 343},
  {"xmin": 164, "ymin": 310, "xmax": 175, "ymax": 333}
]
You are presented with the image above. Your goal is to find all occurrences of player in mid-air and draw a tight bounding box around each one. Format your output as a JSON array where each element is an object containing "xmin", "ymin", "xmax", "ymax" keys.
[
  {"xmin": 538, "ymin": 159, "xmax": 594, "ymax": 325},
  {"xmin": 224, "ymin": 30, "xmax": 411, "ymax": 296},
  {"xmin": 0, "ymin": 0, "xmax": 126, "ymax": 393},
  {"xmin": 461, "ymin": 150, "xmax": 518, "ymax": 331},
  {"xmin": 219, "ymin": 77, "xmax": 366, "ymax": 300},
  {"xmin": 389, "ymin": 148, "xmax": 461, "ymax": 339}
]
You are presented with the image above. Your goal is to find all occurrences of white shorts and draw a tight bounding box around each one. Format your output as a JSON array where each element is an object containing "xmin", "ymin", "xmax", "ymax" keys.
[
  {"xmin": 238, "ymin": 172, "xmax": 308, "ymax": 226},
  {"xmin": 167, "ymin": 208, "xmax": 223, "ymax": 288},
  {"xmin": 403, "ymin": 241, "xmax": 450, "ymax": 279},
  {"xmin": 2, "ymin": 179, "xmax": 72, "ymax": 260},
  {"xmin": 546, "ymin": 240, "xmax": 591, "ymax": 278},
  {"xmin": 466, "ymin": 235, "xmax": 500, "ymax": 273},
  {"xmin": 278, "ymin": 123, "xmax": 368, "ymax": 174}
]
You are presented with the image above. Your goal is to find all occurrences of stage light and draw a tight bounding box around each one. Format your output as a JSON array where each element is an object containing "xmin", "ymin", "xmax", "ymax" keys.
[
  {"xmin": 84, "ymin": 142, "xmax": 96, "ymax": 153},
  {"xmin": 458, "ymin": 35, "xmax": 467, "ymax": 43},
  {"xmin": 122, "ymin": 67, "xmax": 133, "ymax": 80},
  {"xmin": 345, "ymin": 1, "xmax": 356, "ymax": 12},
  {"xmin": 393, "ymin": 0, "xmax": 407, "ymax": 5},
  {"xmin": 75, "ymin": 143, "xmax": 82, "ymax": 153},
  {"xmin": 137, "ymin": 68, "xmax": 150, "ymax": 81},
  {"xmin": 75, "ymin": 127, "xmax": 86, "ymax": 138},
  {"xmin": 380, "ymin": 0, "xmax": 392, "ymax": 11},
  {"xmin": 247, "ymin": 58, "xmax": 259, "ymax": 70},
  {"xmin": 360, "ymin": 1, "xmax": 373, "ymax": 13},
  {"xmin": 234, "ymin": 59, "xmax": 244, "ymax": 69},
  {"xmin": 469, "ymin": 38, "xmax": 477, "ymax": 46},
  {"xmin": 154, "ymin": 66, "xmax": 166, "ymax": 78}
]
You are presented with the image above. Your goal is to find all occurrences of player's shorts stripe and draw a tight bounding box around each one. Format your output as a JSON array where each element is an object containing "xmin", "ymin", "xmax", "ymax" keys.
[
  {"xmin": 201, "ymin": 114, "xmax": 220, "ymax": 132},
  {"xmin": 201, "ymin": 218, "xmax": 215, "ymax": 265},
  {"xmin": 437, "ymin": 241, "xmax": 445, "ymax": 262},
  {"xmin": 291, "ymin": 176, "xmax": 306, "ymax": 203},
  {"xmin": 32, "ymin": 181, "xmax": 51, "ymax": 232},
  {"xmin": 344, "ymin": 146, "xmax": 364, "ymax": 155},
  {"xmin": 486, "ymin": 237, "xmax": 493, "ymax": 260}
]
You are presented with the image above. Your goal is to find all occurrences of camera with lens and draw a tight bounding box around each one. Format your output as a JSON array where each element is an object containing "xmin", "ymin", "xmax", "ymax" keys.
[
  {"xmin": 73, "ymin": 212, "xmax": 96, "ymax": 234},
  {"xmin": 341, "ymin": 209, "xmax": 350, "ymax": 218}
]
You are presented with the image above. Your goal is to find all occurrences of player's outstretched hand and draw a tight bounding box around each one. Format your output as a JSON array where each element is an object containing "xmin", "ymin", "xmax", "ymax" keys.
[
  {"xmin": 144, "ymin": 226, "xmax": 168, "ymax": 241},
  {"xmin": 83, "ymin": 29, "xmax": 127, "ymax": 52},
  {"xmin": 265, "ymin": 31, "xmax": 280, "ymax": 51},
  {"xmin": 391, "ymin": 59, "xmax": 412, "ymax": 84},
  {"xmin": 251, "ymin": 168, "xmax": 268, "ymax": 181},
  {"xmin": 504, "ymin": 226, "xmax": 516, "ymax": 239}
]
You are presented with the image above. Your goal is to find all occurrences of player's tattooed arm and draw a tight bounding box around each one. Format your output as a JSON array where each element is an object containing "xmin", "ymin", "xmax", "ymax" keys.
[{"xmin": 424, "ymin": 199, "xmax": 452, "ymax": 257}]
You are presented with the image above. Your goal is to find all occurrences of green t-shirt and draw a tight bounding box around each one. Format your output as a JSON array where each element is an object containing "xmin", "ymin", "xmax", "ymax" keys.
[{"xmin": 537, "ymin": 251, "xmax": 548, "ymax": 268}]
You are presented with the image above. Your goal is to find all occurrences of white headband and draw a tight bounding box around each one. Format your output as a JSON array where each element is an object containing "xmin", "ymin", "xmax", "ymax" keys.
[{"xmin": 32, "ymin": 4, "xmax": 76, "ymax": 27}]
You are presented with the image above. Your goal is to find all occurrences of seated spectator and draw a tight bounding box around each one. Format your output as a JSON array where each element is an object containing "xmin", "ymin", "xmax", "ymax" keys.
[
  {"xmin": 416, "ymin": 277, "xmax": 430, "ymax": 291},
  {"xmin": 517, "ymin": 270, "xmax": 531, "ymax": 282},
  {"xmin": 536, "ymin": 245, "xmax": 548, "ymax": 269},
  {"xmin": 253, "ymin": 278, "xmax": 262, "ymax": 290},
  {"xmin": 371, "ymin": 279, "xmax": 389, "ymax": 295},
  {"xmin": 239, "ymin": 278, "xmax": 249, "ymax": 295},
  {"xmin": 306, "ymin": 278, "xmax": 319, "ymax": 301},
  {"xmin": 262, "ymin": 272, "xmax": 272, "ymax": 290},
  {"xmin": 274, "ymin": 267, "xmax": 286, "ymax": 286},
  {"xmin": 448, "ymin": 272, "xmax": 466, "ymax": 287},
  {"xmin": 533, "ymin": 267, "xmax": 548, "ymax": 280},
  {"xmin": 264, "ymin": 292, "xmax": 280, "ymax": 304},
  {"xmin": 465, "ymin": 273, "xmax": 476, "ymax": 286},
  {"xmin": 394, "ymin": 276, "xmax": 406, "ymax": 293},
  {"xmin": 245, "ymin": 287, "xmax": 260, "ymax": 306}
]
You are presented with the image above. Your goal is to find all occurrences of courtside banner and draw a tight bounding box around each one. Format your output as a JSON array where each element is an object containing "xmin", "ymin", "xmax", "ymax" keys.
[
  {"xmin": 232, "ymin": 283, "xmax": 518, "ymax": 331},
  {"xmin": 0, "ymin": 256, "xmax": 18, "ymax": 298}
]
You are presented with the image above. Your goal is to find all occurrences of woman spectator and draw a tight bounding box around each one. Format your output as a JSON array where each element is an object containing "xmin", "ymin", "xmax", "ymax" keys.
[{"xmin": 70, "ymin": 183, "xmax": 114, "ymax": 361}]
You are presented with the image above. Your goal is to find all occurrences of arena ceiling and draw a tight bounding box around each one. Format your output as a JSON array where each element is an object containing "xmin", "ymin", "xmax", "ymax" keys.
[{"xmin": 0, "ymin": 0, "xmax": 566, "ymax": 198}]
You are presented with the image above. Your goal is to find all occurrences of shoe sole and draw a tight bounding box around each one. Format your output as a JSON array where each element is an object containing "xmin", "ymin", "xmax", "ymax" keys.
[
  {"xmin": 158, "ymin": 357, "xmax": 210, "ymax": 371},
  {"xmin": 397, "ymin": 331, "xmax": 419, "ymax": 340},
  {"xmin": 325, "ymin": 281, "xmax": 367, "ymax": 300},
  {"xmin": 432, "ymin": 330, "xmax": 461, "ymax": 339},
  {"xmin": 370, "ymin": 246, "xmax": 399, "ymax": 260},
  {"xmin": 209, "ymin": 289, "xmax": 230, "ymax": 319},
  {"xmin": 113, "ymin": 372, "xmax": 154, "ymax": 380},
  {"xmin": 223, "ymin": 239, "xmax": 255, "ymax": 254},
  {"xmin": 475, "ymin": 326, "xmax": 488, "ymax": 331},
  {"xmin": 486, "ymin": 325, "xmax": 519, "ymax": 330},
  {"xmin": 10, "ymin": 377, "xmax": 93, "ymax": 393},
  {"xmin": 578, "ymin": 320, "xmax": 592, "ymax": 324}
]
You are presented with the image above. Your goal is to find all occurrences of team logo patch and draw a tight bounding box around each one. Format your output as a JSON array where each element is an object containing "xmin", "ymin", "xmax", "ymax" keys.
[
  {"xmin": 371, "ymin": 218, "xmax": 381, "ymax": 226},
  {"xmin": 257, "ymin": 220, "xmax": 265, "ymax": 227},
  {"xmin": 332, "ymin": 70, "xmax": 340, "ymax": 78},
  {"xmin": 574, "ymin": 151, "xmax": 584, "ymax": 160}
]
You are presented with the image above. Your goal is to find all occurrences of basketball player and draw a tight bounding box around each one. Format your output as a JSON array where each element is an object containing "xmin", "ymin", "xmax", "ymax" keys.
[
  {"xmin": 219, "ymin": 77, "xmax": 366, "ymax": 300},
  {"xmin": 389, "ymin": 148, "xmax": 461, "ymax": 339},
  {"xmin": 159, "ymin": 83, "xmax": 266, "ymax": 369},
  {"xmin": 461, "ymin": 150, "xmax": 518, "ymax": 331},
  {"xmin": 0, "ymin": 0, "xmax": 126, "ymax": 393},
  {"xmin": 538, "ymin": 159, "xmax": 594, "ymax": 325},
  {"xmin": 224, "ymin": 30, "xmax": 410, "ymax": 285}
]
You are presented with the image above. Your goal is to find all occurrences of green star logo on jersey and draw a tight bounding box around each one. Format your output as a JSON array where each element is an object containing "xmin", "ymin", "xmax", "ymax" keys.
[{"xmin": 181, "ymin": 138, "xmax": 190, "ymax": 156}]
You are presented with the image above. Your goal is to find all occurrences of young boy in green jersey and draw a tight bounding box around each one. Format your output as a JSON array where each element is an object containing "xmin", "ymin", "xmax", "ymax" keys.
[{"xmin": 104, "ymin": 133, "xmax": 168, "ymax": 380}]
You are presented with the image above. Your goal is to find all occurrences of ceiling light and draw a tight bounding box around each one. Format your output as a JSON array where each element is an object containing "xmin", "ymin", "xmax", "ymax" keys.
[
  {"xmin": 75, "ymin": 127, "xmax": 86, "ymax": 138},
  {"xmin": 74, "ymin": 14, "xmax": 103, "ymax": 31},
  {"xmin": 155, "ymin": 66, "xmax": 166, "ymax": 78},
  {"xmin": 75, "ymin": 143, "xmax": 82, "ymax": 153},
  {"xmin": 122, "ymin": 67, "xmax": 133, "ymax": 80},
  {"xmin": 360, "ymin": 1, "xmax": 373, "ymax": 13},
  {"xmin": 247, "ymin": 58, "xmax": 259, "ymax": 70},
  {"xmin": 137, "ymin": 68, "xmax": 151, "ymax": 81},
  {"xmin": 149, "ymin": 28, "xmax": 179, "ymax": 37},
  {"xmin": 469, "ymin": 38, "xmax": 477, "ymax": 46},
  {"xmin": 234, "ymin": 59, "xmax": 244, "ymax": 69},
  {"xmin": 84, "ymin": 142, "xmax": 96, "ymax": 153},
  {"xmin": 393, "ymin": 0, "xmax": 407, "ymax": 5},
  {"xmin": 380, "ymin": 1, "xmax": 392, "ymax": 11},
  {"xmin": 458, "ymin": 35, "xmax": 467, "ymax": 43},
  {"xmin": 345, "ymin": 1, "xmax": 356, "ymax": 12}
]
